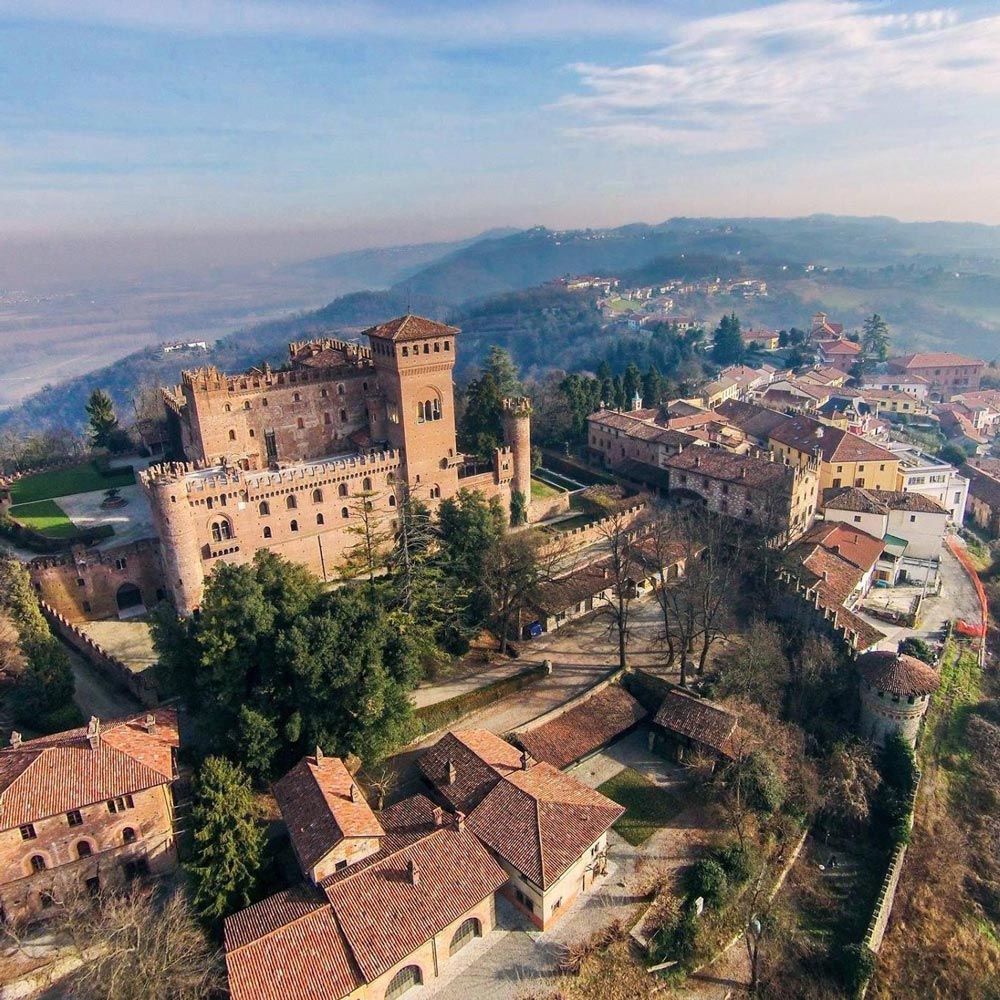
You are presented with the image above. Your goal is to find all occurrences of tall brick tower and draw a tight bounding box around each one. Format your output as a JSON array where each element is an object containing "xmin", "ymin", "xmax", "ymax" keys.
[
  {"xmin": 365, "ymin": 316, "xmax": 462, "ymax": 499},
  {"xmin": 502, "ymin": 397, "xmax": 532, "ymax": 515},
  {"xmin": 141, "ymin": 466, "xmax": 205, "ymax": 615}
]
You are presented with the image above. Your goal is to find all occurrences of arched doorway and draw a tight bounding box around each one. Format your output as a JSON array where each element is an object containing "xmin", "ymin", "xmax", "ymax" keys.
[
  {"xmin": 384, "ymin": 964, "xmax": 422, "ymax": 1000},
  {"xmin": 449, "ymin": 916, "xmax": 481, "ymax": 956},
  {"xmin": 116, "ymin": 583, "xmax": 144, "ymax": 616}
]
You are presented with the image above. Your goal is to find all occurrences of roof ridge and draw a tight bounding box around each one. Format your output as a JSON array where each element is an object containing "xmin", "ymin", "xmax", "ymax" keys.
[
  {"xmin": 534, "ymin": 794, "xmax": 546, "ymax": 888},
  {"xmin": 226, "ymin": 892, "xmax": 329, "ymax": 954},
  {"xmin": 324, "ymin": 824, "xmax": 448, "ymax": 892}
]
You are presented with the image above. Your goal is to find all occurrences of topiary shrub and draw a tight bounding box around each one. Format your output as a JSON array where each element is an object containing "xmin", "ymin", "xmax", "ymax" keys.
[{"xmin": 686, "ymin": 857, "xmax": 729, "ymax": 905}]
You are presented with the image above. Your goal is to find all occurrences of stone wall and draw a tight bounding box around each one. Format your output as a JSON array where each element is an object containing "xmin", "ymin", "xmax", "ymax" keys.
[
  {"xmin": 40, "ymin": 602, "xmax": 159, "ymax": 706},
  {"xmin": 527, "ymin": 491, "xmax": 572, "ymax": 524}
]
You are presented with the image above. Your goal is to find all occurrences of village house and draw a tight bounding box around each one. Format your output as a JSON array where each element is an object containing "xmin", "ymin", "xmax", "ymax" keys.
[
  {"xmin": 742, "ymin": 327, "xmax": 780, "ymax": 351},
  {"xmin": 815, "ymin": 337, "xmax": 861, "ymax": 373},
  {"xmin": 809, "ymin": 312, "xmax": 844, "ymax": 339},
  {"xmin": 885, "ymin": 442, "xmax": 968, "ymax": 523},
  {"xmin": 418, "ymin": 729, "xmax": 624, "ymax": 929},
  {"xmin": 887, "ymin": 352, "xmax": 985, "ymax": 398},
  {"xmin": 936, "ymin": 403, "xmax": 989, "ymax": 453},
  {"xmin": 862, "ymin": 373, "xmax": 931, "ymax": 400},
  {"xmin": 0, "ymin": 710, "xmax": 180, "ymax": 923},
  {"xmin": 714, "ymin": 399, "xmax": 791, "ymax": 449},
  {"xmin": 862, "ymin": 387, "xmax": 933, "ymax": 420},
  {"xmin": 767, "ymin": 413, "xmax": 900, "ymax": 501},
  {"xmin": 947, "ymin": 390, "xmax": 1000, "ymax": 433},
  {"xmin": 961, "ymin": 458, "xmax": 1000, "ymax": 538}
]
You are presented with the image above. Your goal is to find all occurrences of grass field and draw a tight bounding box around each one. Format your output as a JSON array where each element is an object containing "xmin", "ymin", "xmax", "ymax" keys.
[
  {"xmin": 7, "ymin": 498, "xmax": 80, "ymax": 538},
  {"xmin": 9, "ymin": 461, "xmax": 135, "ymax": 504},
  {"xmin": 597, "ymin": 767, "xmax": 681, "ymax": 846},
  {"xmin": 530, "ymin": 477, "xmax": 561, "ymax": 501}
]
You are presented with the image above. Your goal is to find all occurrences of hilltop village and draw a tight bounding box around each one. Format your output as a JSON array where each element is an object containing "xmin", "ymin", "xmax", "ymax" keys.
[{"xmin": 0, "ymin": 308, "xmax": 998, "ymax": 1000}]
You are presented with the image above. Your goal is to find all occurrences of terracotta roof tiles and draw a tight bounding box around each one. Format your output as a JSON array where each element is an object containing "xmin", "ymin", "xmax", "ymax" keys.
[
  {"xmin": 653, "ymin": 690, "xmax": 739, "ymax": 758},
  {"xmin": 857, "ymin": 650, "xmax": 941, "ymax": 696},
  {"xmin": 361, "ymin": 314, "xmax": 459, "ymax": 343}
]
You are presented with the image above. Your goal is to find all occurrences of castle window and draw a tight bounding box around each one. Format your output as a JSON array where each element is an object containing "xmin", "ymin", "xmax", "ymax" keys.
[
  {"xmin": 388, "ymin": 495, "xmax": 396, "ymax": 507},
  {"xmin": 290, "ymin": 519, "xmax": 299, "ymax": 532},
  {"xmin": 228, "ymin": 429, "xmax": 236, "ymax": 441},
  {"xmin": 316, "ymin": 513, "xmax": 325, "ymax": 525},
  {"xmin": 431, "ymin": 484, "xmax": 441, "ymax": 499},
  {"xmin": 30, "ymin": 855, "xmax": 46, "ymax": 873},
  {"xmin": 312, "ymin": 489, "xmax": 323, "ymax": 503},
  {"xmin": 321, "ymin": 388, "xmax": 328, "ymax": 398},
  {"xmin": 340, "ymin": 409, "xmax": 347, "ymax": 422},
  {"xmin": 423, "ymin": 343, "xmax": 429, "ymax": 354},
  {"xmin": 224, "ymin": 404, "xmax": 232, "ymax": 413},
  {"xmin": 67, "ymin": 810, "xmax": 83, "ymax": 827},
  {"xmin": 263, "ymin": 526, "xmax": 272, "ymax": 539},
  {"xmin": 433, "ymin": 399, "xmax": 442, "ymax": 420},
  {"xmin": 262, "ymin": 397, "xmax": 268, "ymax": 407},
  {"xmin": 434, "ymin": 342, "xmax": 440, "ymax": 352},
  {"xmin": 444, "ymin": 341, "xmax": 450, "ymax": 351},
  {"xmin": 363, "ymin": 381, "xmax": 369, "ymax": 391},
  {"xmin": 324, "ymin": 412, "xmax": 332, "ymax": 425},
  {"xmin": 297, "ymin": 417, "xmax": 305, "ymax": 429},
  {"xmin": 337, "ymin": 384, "xmax": 345, "ymax": 396},
  {"xmin": 76, "ymin": 841, "xmax": 93, "ymax": 859},
  {"xmin": 210, "ymin": 518, "xmax": 233, "ymax": 543},
  {"xmin": 341, "ymin": 507, "xmax": 349, "ymax": 518},
  {"xmin": 286, "ymin": 495, "xmax": 297, "ymax": 510},
  {"xmin": 249, "ymin": 429, "xmax": 255, "ymax": 438},
  {"xmin": 20, "ymin": 824, "xmax": 36, "ymax": 841},
  {"xmin": 416, "ymin": 402, "xmax": 425, "ymax": 424},
  {"xmin": 244, "ymin": 401, "xmax": 251, "ymax": 409},
  {"xmin": 259, "ymin": 501, "xmax": 270, "ymax": 515},
  {"xmin": 220, "ymin": 494, "xmax": 227, "ymax": 507},
  {"xmin": 338, "ymin": 483, "xmax": 348, "ymax": 497},
  {"xmin": 293, "ymin": 392, "xmax": 301, "ymax": 402},
  {"xmin": 402, "ymin": 347, "xmax": 409, "ymax": 357},
  {"xmin": 122, "ymin": 827, "xmax": 137, "ymax": 845},
  {"xmin": 206, "ymin": 497, "xmax": 213, "ymax": 510},
  {"xmin": 76, "ymin": 577, "xmax": 85, "ymax": 588},
  {"xmin": 363, "ymin": 477, "xmax": 373, "ymax": 492},
  {"xmin": 82, "ymin": 601, "xmax": 91, "ymax": 613}
]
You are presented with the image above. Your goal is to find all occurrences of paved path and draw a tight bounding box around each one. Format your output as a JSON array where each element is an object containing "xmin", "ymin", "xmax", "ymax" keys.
[{"xmin": 66, "ymin": 645, "xmax": 140, "ymax": 720}]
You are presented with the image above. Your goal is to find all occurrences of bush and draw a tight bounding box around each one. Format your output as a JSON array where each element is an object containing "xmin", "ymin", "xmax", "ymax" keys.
[
  {"xmin": 840, "ymin": 942, "xmax": 877, "ymax": 996},
  {"xmin": 686, "ymin": 857, "xmax": 729, "ymax": 905},
  {"xmin": 713, "ymin": 841, "xmax": 754, "ymax": 885},
  {"xmin": 898, "ymin": 636, "xmax": 935, "ymax": 664}
]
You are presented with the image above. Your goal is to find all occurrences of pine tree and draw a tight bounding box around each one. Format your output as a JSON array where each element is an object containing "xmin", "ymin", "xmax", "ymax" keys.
[
  {"xmin": 84, "ymin": 389, "xmax": 119, "ymax": 449},
  {"xmin": 861, "ymin": 314, "xmax": 890, "ymax": 361},
  {"xmin": 188, "ymin": 756, "xmax": 264, "ymax": 925},
  {"xmin": 711, "ymin": 313, "xmax": 744, "ymax": 365}
]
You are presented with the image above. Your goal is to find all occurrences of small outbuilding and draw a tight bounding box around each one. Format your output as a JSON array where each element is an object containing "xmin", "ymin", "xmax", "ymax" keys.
[{"xmin": 653, "ymin": 689, "xmax": 740, "ymax": 764}]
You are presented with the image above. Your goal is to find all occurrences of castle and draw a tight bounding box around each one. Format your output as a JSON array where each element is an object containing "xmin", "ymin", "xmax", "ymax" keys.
[{"xmin": 30, "ymin": 316, "xmax": 532, "ymax": 619}]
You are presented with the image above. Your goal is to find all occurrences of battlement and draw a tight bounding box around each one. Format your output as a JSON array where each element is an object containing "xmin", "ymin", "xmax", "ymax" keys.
[
  {"xmin": 288, "ymin": 336, "xmax": 372, "ymax": 360},
  {"xmin": 501, "ymin": 396, "xmax": 532, "ymax": 416}
]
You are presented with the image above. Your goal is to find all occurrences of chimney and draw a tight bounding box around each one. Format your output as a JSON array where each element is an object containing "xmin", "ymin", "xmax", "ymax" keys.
[
  {"xmin": 520, "ymin": 749, "xmax": 530, "ymax": 771},
  {"xmin": 86, "ymin": 716, "xmax": 100, "ymax": 750},
  {"xmin": 831, "ymin": 544, "xmax": 841, "ymax": 555},
  {"xmin": 446, "ymin": 758, "xmax": 456, "ymax": 785},
  {"xmin": 10, "ymin": 731, "xmax": 21, "ymax": 749},
  {"xmin": 408, "ymin": 859, "xmax": 420, "ymax": 886},
  {"xmin": 694, "ymin": 454, "xmax": 701, "ymax": 468},
  {"xmin": 456, "ymin": 810, "xmax": 466, "ymax": 833},
  {"xmin": 432, "ymin": 805, "xmax": 444, "ymax": 827},
  {"xmin": 315, "ymin": 745, "xmax": 324, "ymax": 764},
  {"xmin": 739, "ymin": 466, "xmax": 747, "ymax": 479},
  {"xmin": 350, "ymin": 783, "xmax": 358, "ymax": 803},
  {"xmin": 821, "ymin": 570, "xmax": 828, "ymax": 581},
  {"xmin": 144, "ymin": 713, "xmax": 156, "ymax": 735}
]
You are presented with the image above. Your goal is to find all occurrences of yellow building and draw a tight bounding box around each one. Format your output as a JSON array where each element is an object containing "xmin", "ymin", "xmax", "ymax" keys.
[{"xmin": 768, "ymin": 414, "xmax": 899, "ymax": 501}]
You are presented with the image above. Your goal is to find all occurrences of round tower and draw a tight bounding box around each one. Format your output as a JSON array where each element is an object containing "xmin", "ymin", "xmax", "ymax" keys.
[
  {"xmin": 857, "ymin": 650, "xmax": 940, "ymax": 748},
  {"xmin": 142, "ymin": 468, "xmax": 205, "ymax": 615},
  {"xmin": 502, "ymin": 397, "xmax": 532, "ymax": 513}
]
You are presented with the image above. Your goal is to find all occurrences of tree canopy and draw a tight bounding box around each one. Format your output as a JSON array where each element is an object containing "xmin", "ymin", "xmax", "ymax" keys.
[
  {"xmin": 711, "ymin": 313, "xmax": 745, "ymax": 365},
  {"xmin": 84, "ymin": 389, "xmax": 121, "ymax": 450}
]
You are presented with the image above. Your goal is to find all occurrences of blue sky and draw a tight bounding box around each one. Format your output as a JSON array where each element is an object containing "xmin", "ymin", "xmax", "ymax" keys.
[{"xmin": 2, "ymin": 0, "xmax": 1000, "ymax": 255}]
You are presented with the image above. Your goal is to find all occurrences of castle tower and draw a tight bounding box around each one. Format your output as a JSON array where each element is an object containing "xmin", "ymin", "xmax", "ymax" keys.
[
  {"xmin": 142, "ymin": 469, "xmax": 205, "ymax": 615},
  {"xmin": 364, "ymin": 316, "xmax": 462, "ymax": 499},
  {"xmin": 502, "ymin": 397, "xmax": 532, "ymax": 514},
  {"xmin": 857, "ymin": 650, "xmax": 940, "ymax": 747}
]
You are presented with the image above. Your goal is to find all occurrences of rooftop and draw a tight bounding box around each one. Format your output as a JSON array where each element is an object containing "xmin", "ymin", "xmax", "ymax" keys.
[
  {"xmin": 857, "ymin": 650, "xmax": 941, "ymax": 696},
  {"xmin": 768, "ymin": 414, "xmax": 897, "ymax": 465},
  {"xmin": 653, "ymin": 690, "xmax": 739, "ymax": 758},
  {"xmin": 662, "ymin": 445, "xmax": 792, "ymax": 490},
  {"xmin": 890, "ymin": 352, "xmax": 984, "ymax": 370},
  {"xmin": 361, "ymin": 314, "xmax": 460, "ymax": 343},
  {"xmin": 823, "ymin": 487, "xmax": 948, "ymax": 515}
]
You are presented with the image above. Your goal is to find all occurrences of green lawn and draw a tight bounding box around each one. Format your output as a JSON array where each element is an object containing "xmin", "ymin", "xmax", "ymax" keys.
[
  {"xmin": 10, "ymin": 461, "xmax": 135, "ymax": 504},
  {"xmin": 7, "ymin": 499, "xmax": 80, "ymax": 538},
  {"xmin": 597, "ymin": 767, "xmax": 682, "ymax": 846},
  {"xmin": 530, "ymin": 477, "xmax": 561, "ymax": 501}
]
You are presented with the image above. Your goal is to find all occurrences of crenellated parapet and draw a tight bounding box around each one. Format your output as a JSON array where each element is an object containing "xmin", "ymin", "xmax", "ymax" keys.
[{"xmin": 501, "ymin": 396, "xmax": 532, "ymax": 417}]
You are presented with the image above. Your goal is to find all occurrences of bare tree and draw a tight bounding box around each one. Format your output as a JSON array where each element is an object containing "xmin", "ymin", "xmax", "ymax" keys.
[{"xmin": 595, "ymin": 508, "xmax": 641, "ymax": 672}]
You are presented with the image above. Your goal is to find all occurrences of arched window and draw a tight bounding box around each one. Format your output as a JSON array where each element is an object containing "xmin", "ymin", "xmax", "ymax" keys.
[
  {"xmin": 449, "ymin": 917, "xmax": 481, "ymax": 956},
  {"xmin": 432, "ymin": 398, "xmax": 442, "ymax": 420},
  {"xmin": 76, "ymin": 841, "xmax": 92, "ymax": 859},
  {"xmin": 30, "ymin": 855, "xmax": 46, "ymax": 873},
  {"xmin": 324, "ymin": 412, "xmax": 332, "ymax": 425},
  {"xmin": 224, "ymin": 403, "xmax": 232, "ymax": 413},
  {"xmin": 423, "ymin": 343, "xmax": 430, "ymax": 354},
  {"xmin": 249, "ymin": 428, "xmax": 255, "ymax": 438},
  {"xmin": 228, "ymin": 429, "xmax": 236, "ymax": 441},
  {"xmin": 312, "ymin": 489, "xmax": 323, "ymax": 503},
  {"xmin": 297, "ymin": 417, "xmax": 305, "ymax": 429},
  {"xmin": 431, "ymin": 485, "xmax": 441, "ymax": 499},
  {"xmin": 263, "ymin": 526, "xmax": 272, "ymax": 539},
  {"xmin": 444, "ymin": 340, "xmax": 450, "ymax": 351},
  {"xmin": 337, "ymin": 383, "xmax": 345, "ymax": 396},
  {"xmin": 388, "ymin": 495, "xmax": 396, "ymax": 507},
  {"xmin": 416, "ymin": 402, "xmax": 425, "ymax": 423},
  {"xmin": 402, "ymin": 346, "xmax": 409, "ymax": 357},
  {"xmin": 220, "ymin": 494, "xmax": 227, "ymax": 507},
  {"xmin": 293, "ymin": 392, "xmax": 301, "ymax": 402},
  {"xmin": 340, "ymin": 409, "xmax": 347, "ymax": 422},
  {"xmin": 320, "ymin": 387, "xmax": 328, "ymax": 398},
  {"xmin": 316, "ymin": 513, "xmax": 325, "ymax": 525},
  {"xmin": 286, "ymin": 495, "xmax": 297, "ymax": 510},
  {"xmin": 385, "ymin": 965, "xmax": 422, "ymax": 1000},
  {"xmin": 362, "ymin": 477, "xmax": 373, "ymax": 492},
  {"xmin": 122, "ymin": 828, "xmax": 137, "ymax": 845},
  {"xmin": 259, "ymin": 501, "xmax": 270, "ymax": 516},
  {"xmin": 290, "ymin": 519, "xmax": 299, "ymax": 532},
  {"xmin": 244, "ymin": 400, "xmax": 251, "ymax": 410},
  {"xmin": 341, "ymin": 507, "xmax": 349, "ymax": 519},
  {"xmin": 337, "ymin": 483, "xmax": 347, "ymax": 497},
  {"xmin": 210, "ymin": 518, "xmax": 233, "ymax": 543},
  {"xmin": 363, "ymin": 381, "xmax": 369, "ymax": 391},
  {"xmin": 424, "ymin": 400, "xmax": 433, "ymax": 422}
]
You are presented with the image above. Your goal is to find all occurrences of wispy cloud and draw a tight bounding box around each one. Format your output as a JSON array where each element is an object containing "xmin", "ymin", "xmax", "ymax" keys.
[{"xmin": 558, "ymin": 1, "xmax": 1000, "ymax": 151}]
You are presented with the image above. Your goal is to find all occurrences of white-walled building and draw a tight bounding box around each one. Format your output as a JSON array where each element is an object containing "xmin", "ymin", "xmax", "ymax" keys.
[{"xmin": 887, "ymin": 442, "xmax": 969, "ymax": 524}]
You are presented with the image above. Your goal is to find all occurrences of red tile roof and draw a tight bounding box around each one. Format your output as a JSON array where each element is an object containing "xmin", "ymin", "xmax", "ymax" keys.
[
  {"xmin": 890, "ymin": 352, "xmax": 984, "ymax": 370},
  {"xmin": 768, "ymin": 414, "xmax": 897, "ymax": 464},
  {"xmin": 417, "ymin": 730, "xmax": 529, "ymax": 813},
  {"xmin": 361, "ymin": 314, "xmax": 459, "ymax": 343},
  {"xmin": 273, "ymin": 754, "xmax": 384, "ymax": 874},
  {"xmin": 798, "ymin": 521, "xmax": 885, "ymax": 572},
  {"xmin": 323, "ymin": 825, "xmax": 507, "ymax": 982},
  {"xmin": 662, "ymin": 445, "xmax": 793, "ymax": 490},
  {"xmin": 467, "ymin": 762, "xmax": 623, "ymax": 890},
  {"xmin": 857, "ymin": 651, "xmax": 941, "ymax": 696},
  {"xmin": 515, "ymin": 686, "xmax": 648, "ymax": 770},
  {"xmin": 0, "ymin": 710, "xmax": 178, "ymax": 830},
  {"xmin": 653, "ymin": 690, "xmax": 738, "ymax": 758}
]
